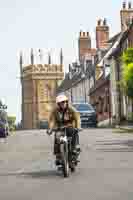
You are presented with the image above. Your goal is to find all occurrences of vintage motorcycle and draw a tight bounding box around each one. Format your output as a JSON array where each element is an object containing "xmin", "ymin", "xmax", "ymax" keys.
[{"xmin": 47, "ymin": 127, "xmax": 81, "ymax": 178}]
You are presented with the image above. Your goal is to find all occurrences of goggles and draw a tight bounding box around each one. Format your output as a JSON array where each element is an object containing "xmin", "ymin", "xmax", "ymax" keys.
[{"xmin": 58, "ymin": 100, "xmax": 68, "ymax": 104}]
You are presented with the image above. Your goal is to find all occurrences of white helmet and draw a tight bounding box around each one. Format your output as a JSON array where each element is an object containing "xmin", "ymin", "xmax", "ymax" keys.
[{"xmin": 56, "ymin": 94, "xmax": 68, "ymax": 104}]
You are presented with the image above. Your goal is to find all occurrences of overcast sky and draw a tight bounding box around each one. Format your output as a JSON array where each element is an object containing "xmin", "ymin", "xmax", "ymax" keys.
[{"xmin": 0, "ymin": 0, "xmax": 125, "ymax": 122}]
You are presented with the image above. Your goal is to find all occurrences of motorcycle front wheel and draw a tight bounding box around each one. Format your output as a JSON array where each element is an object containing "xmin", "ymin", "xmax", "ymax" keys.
[{"xmin": 60, "ymin": 143, "xmax": 69, "ymax": 178}]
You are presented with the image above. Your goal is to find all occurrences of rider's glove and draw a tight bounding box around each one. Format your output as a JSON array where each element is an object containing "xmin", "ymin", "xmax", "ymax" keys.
[
  {"xmin": 75, "ymin": 128, "xmax": 82, "ymax": 132},
  {"xmin": 46, "ymin": 129, "xmax": 53, "ymax": 135}
]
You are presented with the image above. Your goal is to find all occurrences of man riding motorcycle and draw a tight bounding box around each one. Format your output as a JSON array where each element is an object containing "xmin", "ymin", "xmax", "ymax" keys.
[{"xmin": 47, "ymin": 94, "xmax": 81, "ymax": 165}]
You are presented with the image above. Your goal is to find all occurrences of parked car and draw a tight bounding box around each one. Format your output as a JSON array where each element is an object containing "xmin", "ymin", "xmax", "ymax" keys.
[
  {"xmin": 0, "ymin": 121, "xmax": 9, "ymax": 137},
  {"xmin": 0, "ymin": 105, "xmax": 9, "ymax": 137},
  {"xmin": 72, "ymin": 103, "xmax": 97, "ymax": 128},
  {"xmin": 38, "ymin": 120, "xmax": 48, "ymax": 129}
]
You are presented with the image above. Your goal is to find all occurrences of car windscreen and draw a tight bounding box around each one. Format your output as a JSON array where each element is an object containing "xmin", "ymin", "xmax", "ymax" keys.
[{"xmin": 73, "ymin": 104, "xmax": 94, "ymax": 111}]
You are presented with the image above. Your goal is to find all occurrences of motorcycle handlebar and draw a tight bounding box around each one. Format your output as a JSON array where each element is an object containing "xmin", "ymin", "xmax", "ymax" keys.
[{"xmin": 47, "ymin": 127, "xmax": 82, "ymax": 133}]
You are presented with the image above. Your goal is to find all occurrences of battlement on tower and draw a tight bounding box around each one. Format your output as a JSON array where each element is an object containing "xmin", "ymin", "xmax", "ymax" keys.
[
  {"xmin": 21, "ymin": 64, "xmax": 64, "ymax": 80},
  {"xmin": 22, "ymin": 64, "xmax": 63, "ymax": 74}
]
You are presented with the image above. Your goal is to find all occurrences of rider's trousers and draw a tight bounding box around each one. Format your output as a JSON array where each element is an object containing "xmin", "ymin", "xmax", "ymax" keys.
[{"xmin": 54, "ymin": 127, "xmax": 79, "ymax": 155}]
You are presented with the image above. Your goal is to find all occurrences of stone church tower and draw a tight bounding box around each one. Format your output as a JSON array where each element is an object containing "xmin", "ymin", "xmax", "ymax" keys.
[{"xmin": 20, "ymin": 49, "xmax": 64, "ymax": 129}]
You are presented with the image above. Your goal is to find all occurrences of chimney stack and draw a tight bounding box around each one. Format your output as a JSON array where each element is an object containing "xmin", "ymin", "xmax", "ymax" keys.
[
  {"xmin": 128, "ymin": 1, "xmax": 132, "ymax": 9},
  {"xmin": 120, "ymin": 1, "xmax": 133, "ymax": 31},
  {"xmin": 78, "ymin": 30, "xmax": 91, "ymax": 62},
  {"xmin": 123, "ymin": 1, "xmax": 126, "ymax": 9},
  {"xmin": 96, "ymin": 18, "xmax": 109, "ymax": 49}
]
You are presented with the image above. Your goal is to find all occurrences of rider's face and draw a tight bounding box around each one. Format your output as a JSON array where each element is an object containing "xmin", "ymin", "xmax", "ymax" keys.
[{"xmin": 58, "ymin": 101, "xmax": 68, "ymax": 110}]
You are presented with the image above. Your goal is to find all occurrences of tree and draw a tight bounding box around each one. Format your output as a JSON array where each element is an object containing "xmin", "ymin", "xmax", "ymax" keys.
[
  {"xmin": 121, "ymin": 48, "xmax": 133, "ymax": 121},
  {"xmin": 122, "ymin": 63, "xmax": 133, "ymax": 99},
  {"xmin": 7, "ymin": 116, "xmax": 16, "ymax": 131},
  {"xmin": 122, "ymin": 48, "xmax": 133, "ymax": 65}
]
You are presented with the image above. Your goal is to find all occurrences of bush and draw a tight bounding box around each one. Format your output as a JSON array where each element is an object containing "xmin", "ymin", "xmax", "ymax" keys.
[
  {"xmin": 127, "ymin": 113, "xmax": 133, "ymax": 122},
  {"xmin": 7, "ymin": 116, "xmax": 16, "ymax": 131}
]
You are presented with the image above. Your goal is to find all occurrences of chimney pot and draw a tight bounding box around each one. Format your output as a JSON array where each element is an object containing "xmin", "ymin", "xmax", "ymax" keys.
[
  {"xmin": 83, "ymin": 32, "xmax": 85, "ymax": 36},
  {"xmin": 123, "ymin": 1, "xmax": 126, "ymax": 9},
  {"xmin": 103, "ymin": 18, "xmax": 107, "ymax": 26},
  {"xmin": 87, "ymin": 32, "xmax": 89, "ymax": 37},
  {"xmin": 97, "ymin": 19, "xmax": 101, "ymax": 26},
  {"xmin": 128, "ymin": 2, "xmax": 132, "ymax": 9}
]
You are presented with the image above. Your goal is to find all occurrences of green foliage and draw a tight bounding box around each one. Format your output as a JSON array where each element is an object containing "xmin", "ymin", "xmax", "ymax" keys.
[
  {"xmin": 122, "ymin": 48, "xmax": 133, "ymax": 65},
  {"xmin": 8, "ymin": 116, "xmax": 16, "ymax": 125},
  {"xmin": 7, "ymin": 116, "xmax": 16, "ymax": 131},
  {"xmin": 122, "ymin": 63, "xmax": 133, "ymax": 98},
  {"xmin": 128, "ymin": 112, "xmax": 133, "ymax": 121},
  {"xmin": 121, "ymin": 48, "xmax": 133, "ymax": 99}
]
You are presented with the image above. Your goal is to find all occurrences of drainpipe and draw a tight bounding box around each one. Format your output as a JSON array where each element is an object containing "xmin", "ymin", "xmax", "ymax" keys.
[
  {"xmin": 71, "ymin": 88, "xmax": 73, "ymax": 103},
  {"xmin": 117, "ymin": 58, "xmax": 121, "ymax": 125},
  {"xmin": 84, "ymin": 79, "xmax": 87, "ymax": 103},
  {"xmin": 108, "ymin": 83, "xmax": 111, "ymax": 127}
]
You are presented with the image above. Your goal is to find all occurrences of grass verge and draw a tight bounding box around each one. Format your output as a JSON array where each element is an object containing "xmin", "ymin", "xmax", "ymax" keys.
[{"xmin": 113, "ymin": 128, "xmax": 133, "ymax": 134}]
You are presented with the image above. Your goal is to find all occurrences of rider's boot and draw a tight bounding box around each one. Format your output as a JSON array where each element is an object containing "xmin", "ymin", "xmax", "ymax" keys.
[
  {"xmin": 55, "ymin": 154, "xmax": 62, "ymax": 166},
  {"xmin": 71, "ymin": 145, "xmax": 81, "ymax": 165},
  {"xmin": 54, "ymin": 142, "xmax": 62, "ymax": 166},
  {"xmin": 75, "ymin": 144, "xmax": 81, "ymax": 153},
  {"xmin": 72, "ymin": 144, "xmax": 81, "ymax": 155}
]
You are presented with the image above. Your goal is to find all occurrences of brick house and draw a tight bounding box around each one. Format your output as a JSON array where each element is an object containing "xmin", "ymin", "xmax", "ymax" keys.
[
  {"xmin": 89, "ymin": 2, "xmax": 133, "ymax": 126},
  {"xmin": 89, "ymin": 74, "xmax": 111, "ymax": 126},
  {"xmin": 57, "ymin": 2, "xmax": 133, "ymax": 127},
  {"xmin": 107, "ymin": 22, "xmax": 133, "ymax": 125}
]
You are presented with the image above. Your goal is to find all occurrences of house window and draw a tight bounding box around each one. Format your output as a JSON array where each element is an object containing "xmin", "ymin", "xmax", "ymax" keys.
[{"xmin": 104, "ymin": 89, "xmax": 109, "ymax": 112}]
